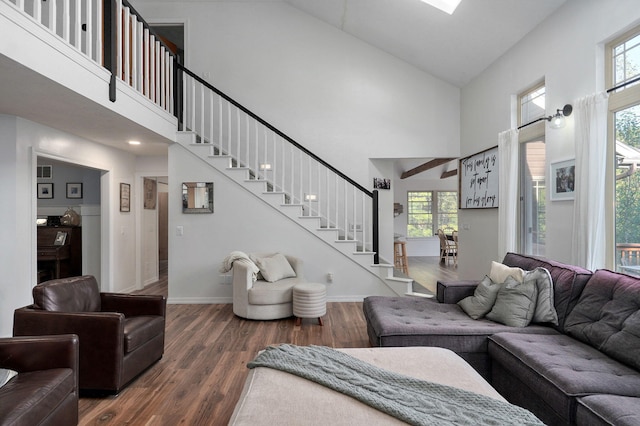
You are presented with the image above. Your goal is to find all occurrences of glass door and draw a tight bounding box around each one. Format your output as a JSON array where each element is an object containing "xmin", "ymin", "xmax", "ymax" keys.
[{"xmin": 615, "ymin": 104, "xmax": 640, "ymax": 275}]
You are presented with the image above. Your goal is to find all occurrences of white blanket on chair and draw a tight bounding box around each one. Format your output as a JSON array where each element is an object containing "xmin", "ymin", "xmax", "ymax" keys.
[{"xmin": 220, "ymin": 251, "xmax": 260, "ymax": 280}]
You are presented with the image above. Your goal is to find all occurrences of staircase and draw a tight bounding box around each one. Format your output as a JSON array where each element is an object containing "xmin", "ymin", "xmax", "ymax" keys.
[{"xmin": 175, "ymin": 130, "xmax": 413, "ymax": 297}]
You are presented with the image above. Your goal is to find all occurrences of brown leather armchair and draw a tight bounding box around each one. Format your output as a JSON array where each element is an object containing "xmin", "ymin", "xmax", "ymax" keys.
[
  {"xmin": 13, "ymin": 275, "xmax": 166, "ymax": 394},
  {"xmin": 0, "ymin": 334, "xmax": 79, "ymax": 425}
]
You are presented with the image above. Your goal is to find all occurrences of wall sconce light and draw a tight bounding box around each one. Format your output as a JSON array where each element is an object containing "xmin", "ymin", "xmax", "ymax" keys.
[
  {"xmin": 259, "ymin": 163, "xmax": 272, "ymax": 171},
  {"xmin": 305, "ymin": 193, "xmax": 318, "ymax": 202},
  {"xmin": 547, "ymin": 104, "xmax": 573, "ymax": 129}
]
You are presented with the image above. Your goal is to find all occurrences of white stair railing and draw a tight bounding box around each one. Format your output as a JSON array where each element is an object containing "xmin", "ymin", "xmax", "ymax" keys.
[
  {"xmin": 6, "ymin": 0, "xmax": 103, "ymax": 64},
  {"xmin": 179, "ymin": 65, "xmax": 378, "ymax": 255},
  {"xmin": 4, "ymin": 0, "xmax": 175, "ymax": 115}
]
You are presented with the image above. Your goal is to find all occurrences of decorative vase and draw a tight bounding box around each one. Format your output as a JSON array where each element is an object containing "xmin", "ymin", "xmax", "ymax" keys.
[{"xmin": 60, "ymin": 207, "xmax": 81, "ymax": 226}]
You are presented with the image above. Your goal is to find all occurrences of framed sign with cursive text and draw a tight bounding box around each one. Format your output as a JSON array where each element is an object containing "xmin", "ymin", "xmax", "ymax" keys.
[{"xmin": 458, "ymin": 146, "xmax": 499, "ymax": 209}]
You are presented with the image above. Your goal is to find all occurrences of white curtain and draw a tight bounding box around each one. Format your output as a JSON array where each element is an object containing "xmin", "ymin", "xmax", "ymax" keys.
[
  {"xmin": 498, "ymin": 129, "xmax": 519, "ymax": 260},
  {"xmin": 571, "ymin": 92, "xmax": 609, "ymax": 270}
]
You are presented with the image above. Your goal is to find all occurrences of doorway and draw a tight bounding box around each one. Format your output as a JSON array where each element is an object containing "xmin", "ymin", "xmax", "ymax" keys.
[
  {"xmin": 139, "ymin": 176, "xmax": 168, "ymax": 286},
  {"xmin": 151, "ymin": 24, "xmax": 185, "ymax": 65},
  {"xmin": 36, "ymin": 157, "xmax": 102, "ymax": 283}
]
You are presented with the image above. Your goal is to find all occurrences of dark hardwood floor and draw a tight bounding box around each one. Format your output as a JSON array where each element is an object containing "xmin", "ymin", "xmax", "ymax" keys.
[
  {"xmin": 402, "ymin": 256, "xmax": 459, "ymax": 294},
  {"xmin": 78, "ymin": 258, "xmax": 456, "ymax": 425}
]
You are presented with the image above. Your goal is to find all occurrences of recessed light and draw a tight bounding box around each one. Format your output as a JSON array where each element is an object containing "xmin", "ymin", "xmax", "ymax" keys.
[
  {"xmin": 419, "ymin": 0, "xmax": 462, "ymax": 15},
  {"xmin": 129, "ymin": 140, "xmax": 141, "ymax": 145}
]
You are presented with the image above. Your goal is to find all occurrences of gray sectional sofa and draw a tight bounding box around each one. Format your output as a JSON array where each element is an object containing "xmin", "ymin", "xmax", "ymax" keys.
[{"xmin": 363, "ymin": 252, "xmax": 640, "ymax": 425}]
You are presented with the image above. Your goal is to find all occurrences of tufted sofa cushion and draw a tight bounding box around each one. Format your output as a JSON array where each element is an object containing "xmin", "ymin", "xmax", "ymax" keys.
[
  {"xmin": 363, "ymin": 296, "xmax": 554, "ymax": 378},
  {"xmin": 577, "ymin": 394, "xmax": 640, "ymax": 426},
  {"xmin": 564, "ymin": 269, "xmax": 640, "ymax": 371},
  {"xmin": 488, "ymin": 332, "xmax": 640, "ymax": 425}
]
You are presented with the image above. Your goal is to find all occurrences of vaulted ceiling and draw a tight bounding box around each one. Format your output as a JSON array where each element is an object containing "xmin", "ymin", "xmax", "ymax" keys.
[
  {"xmin": 280, "ymin": 0, "xmax": 568, "ymax": 179},
  {"xmin": 283, "ymin": 0, "xmax": 567, "ymax": 88}
]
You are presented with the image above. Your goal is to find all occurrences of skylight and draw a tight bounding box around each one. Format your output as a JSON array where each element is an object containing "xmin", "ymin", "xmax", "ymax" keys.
[{"xmin": 419, "ymin": 0, "xmax": 462, "ymax": 15}]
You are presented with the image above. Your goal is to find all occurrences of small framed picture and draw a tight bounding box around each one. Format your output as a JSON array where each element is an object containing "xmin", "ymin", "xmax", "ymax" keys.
[
  {"xmin": 66, "ymin": 183, "xmax": 83, "ymax": 199},
  {"xmin": 53, "ymin": 231, "xmax": 67, "ymax": 246},
  {"xmin": 373, "ymin": 178, "xmax": 391, "ymax": 190},
  {"xmin": 550, "ymin": 158, "xmax": 575, "ymax": 201},
  {"xmin": 37, "ymin": 183, "xmax": 54, "ymax": 199},
  {"xmin": 120, "ymin": 183, "xmax": 131, "ymax": 212}
]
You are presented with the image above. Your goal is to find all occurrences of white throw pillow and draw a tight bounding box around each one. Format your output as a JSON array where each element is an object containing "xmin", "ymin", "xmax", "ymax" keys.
[
  {"xmin": 253, "ymin": 253, "xmax": 296, "ymax": 282},
  {"xmin": 489, "ymin": 261, "xmax": 525, "ymax": 284}
]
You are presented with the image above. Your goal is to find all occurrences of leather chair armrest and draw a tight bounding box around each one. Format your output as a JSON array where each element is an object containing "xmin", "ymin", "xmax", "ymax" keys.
[
  {"xmin": 14, "ymin": 308, "xmax": 124, "ymax": 369},
  {"xmin": 0, "ymin": 334, "xmax": 79, "ymax": 377},
  {"xmin": 100, "ymin": 293, "xmax": 166, "ymax": 317},
  {"xmin": 436, "ymin": 280, "xmax": 480, "ymax": 303}
]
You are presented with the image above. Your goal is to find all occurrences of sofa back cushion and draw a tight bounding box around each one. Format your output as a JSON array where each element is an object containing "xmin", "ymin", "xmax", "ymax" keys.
[
  {"xmin": 565, "ymin": 269, "xmax": 640, "ymax": 371},
  {"xmin": 33, "ymin": 275, "xmax": 101, "ymax": 312},
  {"xmin": 502, "ymin": 252, "xmax": 592, "ymax": 330}
]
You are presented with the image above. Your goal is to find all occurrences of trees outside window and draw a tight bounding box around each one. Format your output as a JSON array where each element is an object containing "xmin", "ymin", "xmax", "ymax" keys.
[
  {"xmin": 609, "ymin": 27, "xmax": 640, "ymax": 273},
  {"xmin": 407, "ymin": 191, "xmax": 458, "ymax": 237}
]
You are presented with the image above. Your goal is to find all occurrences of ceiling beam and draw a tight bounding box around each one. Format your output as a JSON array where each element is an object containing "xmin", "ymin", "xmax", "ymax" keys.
[
  {"xmin": 401, "ymin": 158, "xmax": 456, "ymax": 179},
  {"xmin": 441, "ymin": 169, "xmax": 457, "ymax": 179}
]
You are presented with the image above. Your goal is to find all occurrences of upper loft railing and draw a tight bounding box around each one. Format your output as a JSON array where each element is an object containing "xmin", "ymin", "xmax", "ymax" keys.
[
  {"xmin": 5, "ymin": 0, "xmax": 175, "ymax": 114},
  {"xmin": 4, "ymin": 0, "xmax": 379, "ymax": 262}
]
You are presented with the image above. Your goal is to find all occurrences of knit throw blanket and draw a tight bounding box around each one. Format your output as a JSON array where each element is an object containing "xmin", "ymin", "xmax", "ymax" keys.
[{"xmin": 248, "ymin": 345, "xmax": 544, "ymax": 426}]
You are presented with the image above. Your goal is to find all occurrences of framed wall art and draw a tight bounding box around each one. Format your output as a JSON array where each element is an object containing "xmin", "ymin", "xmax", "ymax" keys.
[
  {"xmin": 373, "ymin": 178, "xmax": 391, "ymax": 190},
  {"xmin": 37, "ymin": 183, "xmax": 54, "ymax": 199},
  {"xmin": 66, "ymin": 182, "xmax": 83, "ymax": 199},
  {"xmin": 459, "ymin": 146, "xmax": 499, "ymax": 209},
  {"xmin": 144, "ymin": 177, "xmax": 157, "ymax": 209},
  {"xmin": 550, "ymin": 158, "xmax": 575, "ymax": 201},
  {"xmin": 120, "ymin": 183, "xmax": 131, "ymax": 212}
]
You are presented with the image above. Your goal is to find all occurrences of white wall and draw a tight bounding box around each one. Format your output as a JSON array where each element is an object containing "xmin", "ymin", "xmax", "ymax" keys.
[
  {"xmin": 0, "ymin": 115, "xmax": 163, "ymax": 337},
  {"xmin": 168, "ymin": 143, "xmax": 395, "ymax": 302},
  {"xmin": 137, "ymin": 1, "xmax": 460, "ymax": 187},
  {"xmin": 135, "ymin": 0, "xmax": 460, "ymax": 297},
  {"xmin": 459, "ymin": 0, "xmax": 640, "ymax": 278}
]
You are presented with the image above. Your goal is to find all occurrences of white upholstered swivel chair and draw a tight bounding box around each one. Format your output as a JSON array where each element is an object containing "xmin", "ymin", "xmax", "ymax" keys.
[{"xmin": 232, "ymin": 253, "xmax": 304, "ymax": 320}]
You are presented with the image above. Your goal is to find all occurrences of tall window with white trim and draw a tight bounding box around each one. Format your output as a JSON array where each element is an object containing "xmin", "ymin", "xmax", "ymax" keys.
[
  {"xmin": 518, "ymin": 83, "xmax": 546, "ymax": 256},
  {"xmin": 608, "ymin": 27, "xmax": 640, "ymax": 275}
]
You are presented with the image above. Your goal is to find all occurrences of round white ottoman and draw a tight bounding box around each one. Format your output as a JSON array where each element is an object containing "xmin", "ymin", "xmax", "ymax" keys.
[{"xmin": 293, "ymin": 283, "xmax": 327, "ymax": 326}]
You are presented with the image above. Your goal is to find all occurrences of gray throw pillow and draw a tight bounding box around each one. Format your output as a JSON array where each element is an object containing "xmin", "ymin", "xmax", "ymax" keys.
[
  {"xmin": 253, "ymin": 253, "xmax": 296, "ymax": 282},
  {"xmin": 486, "ymin": 276, "xmax": 538, "ymax": 327},
  {"xmin": 0, "ymin": 368, "xmax": 18, "ymax": 388},
  {"xmin": 458, "ymin": 275, "xmax": 502, "ymax": 319},
  {"xmin": 526, "ymin": 267, "xmax": 559, "ymax": 325}
]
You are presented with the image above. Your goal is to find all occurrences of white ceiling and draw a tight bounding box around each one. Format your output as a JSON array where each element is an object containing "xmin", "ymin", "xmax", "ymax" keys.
[
  {"xmin": 1, "ymin": 0, "xmax": 567, "ymax": 166},
  {"xmin": 283, "ymin": 0, "xmax": 567, "ymax": 88}
]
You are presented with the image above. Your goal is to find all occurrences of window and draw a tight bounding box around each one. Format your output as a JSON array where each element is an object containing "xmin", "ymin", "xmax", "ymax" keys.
[
  {"xmin": 518, "ymin": 83, "xmax": 546, "ymax": 256},
  {"xmin": 37, "ymin": 165, "xmax": 52, "ymax": 179},
  {"xmin": 612, "ymin": 31, "xmax": 640, "ymax": 92},
  {"xmin": 520, "ymin": 141, "xmax": 546, "ymax": 256},
  {"xmin": 407, "ymin": 191, "xmax": 458, "ymax": 237},
  {"xmin": 519, "ymin": 83, "xmax": 546, "ymax": 125},
  {"xmin": 608, "ymin": 27, "xmax": 640, "ymax": 275}
]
